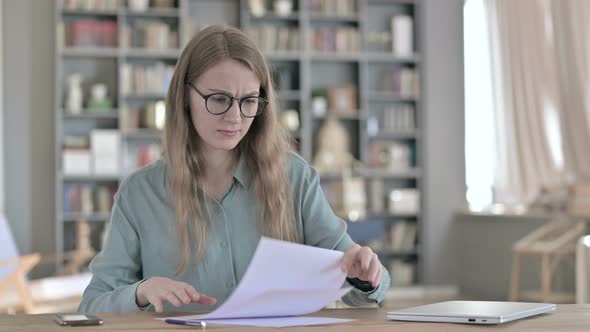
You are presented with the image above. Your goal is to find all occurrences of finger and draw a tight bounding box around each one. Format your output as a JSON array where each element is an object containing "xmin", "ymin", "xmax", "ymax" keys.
[
  {"xmin": 173, "ymin": 286, "xmax": 192, "ymax": 305},
  {"xmin": 185, "ymin": 285, "xmax": 202, "ymax": 302},
  {"xmin": 372, "ymin": 265, "xmax": 383, "ymax": 288},
  {"xmin": 164, "ymin": 291, "xmax": 183, "ymax": 307},
  {"xmin": 197, "ymin": 293, "xmax": 217, "ymax": 305},
  {"xmin": 341, "ymin": 244, "xmax": 360, "ymax": 273},
  {"xmin": 360, "ymin": 247, "xmax": 373, "ymax": 272},
  {"xmin": 152, "ymin": 297, "xmax": 164, "ymax": 313},
  {"xmin": 368, "ymin": 255, "xmax": 381, "ymax": 286}
]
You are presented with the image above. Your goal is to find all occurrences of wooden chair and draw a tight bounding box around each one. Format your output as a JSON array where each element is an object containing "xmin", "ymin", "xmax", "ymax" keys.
[
  {"xmin": 510, "ymin": 185, "xmax": 589, "ymax": 303},
  {"xmin": 0, "ymin": 215, "xmax": 93, "ymax": 314}
]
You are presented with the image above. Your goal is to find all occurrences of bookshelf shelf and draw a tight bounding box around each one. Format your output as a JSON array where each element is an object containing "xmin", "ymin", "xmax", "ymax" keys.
[
  {"xmin": 370, "ymin": 130, "xmax": 420, "ymax": 140},
  {"xmin": 61, "ymin": 9, "xmax": 119, "ymax": 17},
  {"xmin": 123, "ymin": 94, "xmax": 168, "ymax": 101},
  {"xmin": 122, "ymin": 48, "xmax": 181, "ymax": 59},
  {"xmin": 368, "ymin": 92, "xmax": 417, "ymax": 103},
  {"xmin": 313, "ymin": 112, "xmax": 364, "ymax": 120},
  {"xmin": 366, "ymin": 52, "xmax": 419, "ymax": 63},
  {"xmin": 62, "ymin": 109, "xmax": 119, "ymax": 119},
  {"xmin": 319, "ymin": 168, "xmax": 420, "ymax": 180},
  {"xmin": 250, "ymin": 13, "xmax": 300, "ymax": 22},
  {"xmin": 308, "ymin": 52, "xmax": 362, "ymax": 62},
  {"xmin": 362, "ymin": 168, "xmax": 421, "ymax": 179},
  {"xmin": 61, "ymin": 47, "xmax": 119, "ymax": 58},
  {"xmin": 123, "ymin": 8, "xmax": 180, "ymax": 18},
  {"xmin": 63, "ymin": 212, "xmax": 111, "ymax": 222},
  {"xmin": 309, "ymin": 14, "xmax": 360, "ymax": 23},
  {"xmin": 122, "ymin": 129, "xmax": 163, "ymax": 140}
]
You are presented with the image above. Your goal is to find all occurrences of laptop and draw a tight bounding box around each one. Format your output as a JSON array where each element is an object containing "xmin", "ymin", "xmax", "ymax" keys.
[{"xmin": 387, "ymin": 301, "xmax": 556, "ymax": 325}]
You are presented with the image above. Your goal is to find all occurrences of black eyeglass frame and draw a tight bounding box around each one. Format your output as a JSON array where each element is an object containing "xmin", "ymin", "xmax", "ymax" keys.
[{"xmin": 186, "ymin": 82, "xmax": 268, "ymax": 118}]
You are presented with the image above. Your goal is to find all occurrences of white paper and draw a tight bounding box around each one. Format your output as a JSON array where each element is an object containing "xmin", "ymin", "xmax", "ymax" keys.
[
  {"xmin": 160, "ymin": 237, "xmax": 352, "ymax": 326},
  {"xmin": 199, "ymin": 316, "xmax": 353, "ymax": 328}
]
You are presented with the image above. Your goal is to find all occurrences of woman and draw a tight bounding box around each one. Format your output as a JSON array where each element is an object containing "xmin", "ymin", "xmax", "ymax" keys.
[{"xmin": 78, "ymin": 25, "xmax": 390, "ymax": 313}]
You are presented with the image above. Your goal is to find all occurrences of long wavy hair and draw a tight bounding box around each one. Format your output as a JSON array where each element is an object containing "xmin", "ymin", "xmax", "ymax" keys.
[{"xmin": 163, "ymin": 25, "xmax": 298, "ymax": 274}]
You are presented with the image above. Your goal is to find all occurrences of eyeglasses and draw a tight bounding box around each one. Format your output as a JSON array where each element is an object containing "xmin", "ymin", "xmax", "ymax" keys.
[{"xmin": 186, "ymin": 82, "xmax": 268, "ymax": 118}]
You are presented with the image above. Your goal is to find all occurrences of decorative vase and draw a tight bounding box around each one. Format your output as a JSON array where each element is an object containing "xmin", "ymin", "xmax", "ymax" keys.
[{"xmin": 66, "ymin": 74, "xmax": 84, "ymax": 114}]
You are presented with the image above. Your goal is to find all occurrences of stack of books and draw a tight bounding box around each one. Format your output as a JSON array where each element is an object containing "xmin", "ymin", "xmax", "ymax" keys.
[
  {"xmin": 310, "ymin": 27, "xmax": 360, "ymax": 53},
  {"xmin": 65, "ymin": 20, "xmax": 118, "ymax": 48},
  {"xmin": 121, "ymin": 62, "xmax": 174, "ymax": 96}
]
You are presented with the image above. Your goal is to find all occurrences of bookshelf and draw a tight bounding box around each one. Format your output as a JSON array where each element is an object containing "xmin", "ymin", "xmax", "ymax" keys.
[{"xmin": 55, "ymin": 0, "xmax": 424, "ymax": 287}]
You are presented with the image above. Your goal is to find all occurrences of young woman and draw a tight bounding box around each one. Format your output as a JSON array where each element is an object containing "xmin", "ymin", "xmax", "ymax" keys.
[{"xmin": 78, "ymin": 25, "xmax": 390, "ymax": 313}]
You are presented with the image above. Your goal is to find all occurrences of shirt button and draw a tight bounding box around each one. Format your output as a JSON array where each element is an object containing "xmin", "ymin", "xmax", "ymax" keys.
[
  {"xmin": 226, "ymin": 281, "xmax": 234, "ymax": 288},
  {"xmin": 221, "ymin": 241, "xmax": 228, "ymax": 248}
]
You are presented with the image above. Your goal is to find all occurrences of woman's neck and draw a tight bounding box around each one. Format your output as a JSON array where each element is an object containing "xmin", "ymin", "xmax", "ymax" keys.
[{"xmin": 201, "ymin": 148, "xmax": 237, "ymax": 182}]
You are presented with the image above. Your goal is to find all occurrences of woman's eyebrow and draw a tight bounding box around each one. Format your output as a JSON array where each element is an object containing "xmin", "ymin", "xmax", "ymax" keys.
[{"xmin": 208, "ymin": 88, "xmax": 260, "ymax": 96}]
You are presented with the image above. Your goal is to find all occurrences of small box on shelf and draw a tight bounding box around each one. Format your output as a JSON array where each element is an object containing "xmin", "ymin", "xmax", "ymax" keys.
[
  {"xmin": 388, "ymin": 188, "xmax": 420, "ymax": 215},
  {"xmin": 90, "ymin": 130, "xmax": 120, "ymax": 176},
  {"xmin": 63, "ymin": 149, "xmax": 92, "ymax": 176}
]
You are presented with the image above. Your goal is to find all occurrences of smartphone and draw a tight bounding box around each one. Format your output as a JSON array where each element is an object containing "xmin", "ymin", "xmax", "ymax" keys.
[{"xmin": 54, "ymin": 314, "xmax": 103, "ymax": 326}]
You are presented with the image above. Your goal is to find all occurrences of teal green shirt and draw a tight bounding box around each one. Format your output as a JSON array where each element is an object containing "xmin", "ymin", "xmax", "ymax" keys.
[{"xmin": 78, "ymin": 152, "xmax": 390, "ymax": 312}]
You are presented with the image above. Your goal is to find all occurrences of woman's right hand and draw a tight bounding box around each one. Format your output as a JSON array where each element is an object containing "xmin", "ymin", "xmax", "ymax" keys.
[{"xmin": 136, "ymin": 277, "xmax": 217, "ymax": 312}]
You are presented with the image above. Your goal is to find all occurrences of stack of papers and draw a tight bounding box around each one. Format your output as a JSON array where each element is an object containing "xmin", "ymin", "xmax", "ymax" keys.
[{"xmin": 160, "ymin": 237, "xmax": 354, "ymax": 327}]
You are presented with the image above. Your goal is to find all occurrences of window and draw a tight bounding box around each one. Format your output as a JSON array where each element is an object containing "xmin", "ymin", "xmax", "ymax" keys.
[{"xmin": 464, "ymin": 0, "xmax": 495, "ymax": 211}]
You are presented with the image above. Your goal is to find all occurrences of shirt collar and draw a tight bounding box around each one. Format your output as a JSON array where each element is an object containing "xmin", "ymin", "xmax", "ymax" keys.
[{"xmin": 233, "ymin": 154, "xmax": 252, "ymax": 189}]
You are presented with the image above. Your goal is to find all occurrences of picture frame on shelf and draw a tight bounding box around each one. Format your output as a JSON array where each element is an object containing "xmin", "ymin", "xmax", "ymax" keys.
[{"xmin": 328, "ymin": 83, "xmax": 357, "ymax": 114}]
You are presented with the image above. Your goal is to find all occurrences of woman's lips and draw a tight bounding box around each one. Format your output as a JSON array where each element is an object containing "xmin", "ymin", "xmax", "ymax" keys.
[{"xmin": 218, "ymin": 130, "xmax": 240, "ymax": 137}]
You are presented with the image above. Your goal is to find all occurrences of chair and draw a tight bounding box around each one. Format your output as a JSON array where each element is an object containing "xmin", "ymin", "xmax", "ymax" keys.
[
  {"xmin": 0, "ymin": 215, "xmax": 93, "ymax": 314},
  {"xmin": 510, "ymin": 185, "xmax": 589, "ymax": 303}
]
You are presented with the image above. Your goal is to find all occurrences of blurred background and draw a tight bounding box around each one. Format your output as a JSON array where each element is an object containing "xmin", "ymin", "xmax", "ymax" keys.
[{"xmin": 1, "ymin": 0, "xmax": 589, "ymax": 314}]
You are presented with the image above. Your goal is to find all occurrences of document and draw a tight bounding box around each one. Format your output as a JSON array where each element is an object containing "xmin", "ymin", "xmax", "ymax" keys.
[{"xmin": 160, "ymin": 237, "xmax": 354, "ymax": 327}]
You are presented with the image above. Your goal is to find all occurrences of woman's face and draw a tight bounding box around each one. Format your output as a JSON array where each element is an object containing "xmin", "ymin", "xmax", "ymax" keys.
[{"xmin": 188, "ymin": 59, "xmax": 261, "ymax": 153}]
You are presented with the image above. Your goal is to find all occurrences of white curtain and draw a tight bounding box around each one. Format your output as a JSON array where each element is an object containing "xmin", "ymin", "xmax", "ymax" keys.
[
  {"xmin": 485, "ymin": 0, "xmax": 590, "ymax": 207},
  {"xmin": 551, "ymin": 0, "xmax": 590, "ymax": 182}
]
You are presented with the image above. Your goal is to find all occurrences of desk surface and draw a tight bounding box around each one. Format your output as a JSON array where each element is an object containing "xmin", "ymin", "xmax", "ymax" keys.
[{"xmin": 1, "ymin": 305, "xmax": 589, "ymax": 331}]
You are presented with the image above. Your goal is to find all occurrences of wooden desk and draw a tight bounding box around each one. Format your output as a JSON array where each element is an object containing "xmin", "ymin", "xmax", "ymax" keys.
[{"xmin": 1, "ymin": 305, "xmax": 589, "ymax": 331}]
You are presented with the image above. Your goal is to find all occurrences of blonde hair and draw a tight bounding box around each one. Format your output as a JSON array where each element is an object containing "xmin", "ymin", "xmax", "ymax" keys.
[{"xmin": 163, "ymin": 25, "xmax": 298, "ymax": 274}]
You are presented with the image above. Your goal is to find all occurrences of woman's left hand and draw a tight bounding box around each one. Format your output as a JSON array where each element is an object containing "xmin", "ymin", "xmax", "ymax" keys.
[{"xmin": 341, "ymin": 243, "xmax": 382, "ymax": 288}]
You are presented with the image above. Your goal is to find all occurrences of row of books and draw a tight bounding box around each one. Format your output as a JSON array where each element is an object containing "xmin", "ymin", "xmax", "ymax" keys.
[
  {"xmin": 380, "ymin": 67, "xmax": 420, "ymax": 98},
  {"xmin": 63, "ymin": 184, "xmax": 116, "ymax": 214},
  {"xmin": 63, "ymin": 0, "xmax": 176, "ymax": 11},
  {"xmin": 62, "ymin": 130, "xmax": 120, "ymax": 176},
  {"xmin": 387, "ymin": 221, "xmax": 417, "ymax": 252},
  {"xmin": 121, "ymin": 101, "xmax": 166, "ymax": 130},
  {"xmin": 246, "ymin": 26, "xmax": 300, "ymax": 53},
  {"xmin": 121, "ymin": 21, "xmax": 179, "ymax": 50},
  {"xmin": 64, "ymin": 0, "xmax": 120, "ymax": 10},
  {"xmin": 64, "ymin": 20, "xmax": 118, "ymax": 48},
  {"xmin": 368, "ymin": 142, "xmax": 414, "ymax": 171},
  {"xmin": 309, "ymin": 0, "xmax": 356, "ymax": 17},
  {"xmin": 309, "ymin": 28, "xmax": 360, "ymax": 53},
  {"xmin": 368, "ymin": 104, "xmax": 416, "ymax": 135},
  {"xmin": 120, "ymin": 62, "xmax": 174, "ymax": 96}
]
